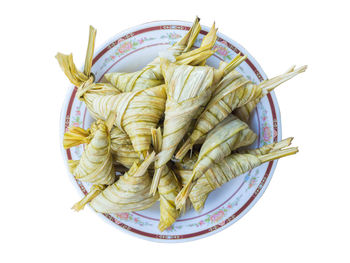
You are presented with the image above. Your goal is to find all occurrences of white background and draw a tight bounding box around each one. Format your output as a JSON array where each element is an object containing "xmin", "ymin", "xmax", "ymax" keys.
[{"xmin": 1, "ymin": 0, "xmax": 349, "ymax": 262}]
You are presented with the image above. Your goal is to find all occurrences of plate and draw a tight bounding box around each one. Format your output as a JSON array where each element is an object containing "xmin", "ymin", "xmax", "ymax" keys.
[{"xmin": 60, "ymin": 20, "xmax": 281, "ymax": 242}]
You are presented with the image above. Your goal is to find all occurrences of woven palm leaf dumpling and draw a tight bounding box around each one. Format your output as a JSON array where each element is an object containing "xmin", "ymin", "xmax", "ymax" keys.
[
  {"xmin": 150, "ymin": 53, "xmax": 247, "ymax": 195},
  {"xmin": 175, "ymin": 115, "xmax": 257, "ymax": 209},
  {"xmin": 63, "ymin": 113, "xmax": 117, "ymax": 211},
  {"xmin": 64, "ymin": 118, "xmax": 116, "ymax": 186},
  {"xmin": 57, "ymin": 18, "xmax": 305, "ymax": 232},
  {"xmin": 90, "ymin": 152, "xmax": 159, "ymax": 213},
  {"xmin": 56, "ymin": 26, "xmax": 121, "ymax": 120},
  {"xmin": 150, "ymin": 60, "xmax": 215, "ymax": 190}
]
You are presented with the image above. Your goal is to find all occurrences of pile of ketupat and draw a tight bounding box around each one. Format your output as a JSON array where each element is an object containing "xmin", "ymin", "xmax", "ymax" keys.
[{"xmin": 57, "ymin": 17, "xmax": 307, "ymax": 232}]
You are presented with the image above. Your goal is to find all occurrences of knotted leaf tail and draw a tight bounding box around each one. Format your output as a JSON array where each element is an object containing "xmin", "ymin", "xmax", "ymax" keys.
[
  {"xmin": 72, "ymin": 184, "xmax": 106, "ymax": 211},
  {"xmin": 63, "ymin": 126, "xmax": 91, "ymax": 149},
  {"xmin": 56, "ymin": 26, "xmax": 96, "ymax": 86},
  {"xmin": 55, "ymin": 53, "xmax": 89, "ymax": 87},
  {"xmin": 56, "ymin": 26, "xmax": 96, "ymax": 96},
  {"xmin": 174, "ymin": 137, "xmax": 193, "ymax": 161}
]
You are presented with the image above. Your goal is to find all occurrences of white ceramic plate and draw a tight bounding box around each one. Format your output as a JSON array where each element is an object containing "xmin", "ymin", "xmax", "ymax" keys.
[{"xmin": 60, "ymin": 20, "xmax": 281, "ymax": 242}]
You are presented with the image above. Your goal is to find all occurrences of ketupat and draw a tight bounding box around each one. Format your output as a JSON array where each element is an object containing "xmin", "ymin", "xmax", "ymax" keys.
[
  {"xmin": 64, "ymin": 115, "xmax": 116, "ymax": 185},
  {"xmin": 150, "ymin": 60, "xmax": 215, "ymax": 195},
  {"xmin": 63, "ymin": 120, "xmax": 136, "ymax": 168},
  {"xmin": 104, "ymin": 17, "xmax": 216, "ymax": 92},
  {"xmin": 63, "ymin": 114, "xmax": 117, "ymax": 211},
  {"xmin": 56, "ymin": 26, "xmax": 121, "ymax": 120},
  {"xmin": 175, "ymin": 65, "xmax": 307, "ymax": 160},
  {"xmin": 90, "ymin": 152, "xmax": 159, "ymax": 213},
  {"xmin": 150, "ymin": 54, "xmax": 247, "ymax": 195},
  {"xmin": 151, "ymin": 128, "xmax": 181, "ymax": 231},
  {"xmin": 188, "ymin": 138, "xmax": 297, "ymax": 211},
  {"xmin": 86, "ymin": 84, "xmax": 167, "ymax": 159},
  {"xmin": 175, "ymin": 115, "xmax": 257, "ymax": 209}
]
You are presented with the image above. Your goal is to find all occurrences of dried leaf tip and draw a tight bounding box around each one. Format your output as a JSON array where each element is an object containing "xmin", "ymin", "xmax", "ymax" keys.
[
  {"xmin": 200, "ymin": 21, "xmax": 218, "ymax": 49},
  {"xmin": 151, "ymin": 127, "xmax": 163, "ymax": 153},
  {"xmin": 133, "ymin": 151, "xmax": 156, "ymax": 178},
  {"xmin": 223, "ymin": 53, "xmax": 248, "ymax": 75},
  {"xmin": 258, "ymin": 145, "xmax": 299, "ymax": 163},
  {"xmin": 175, "ymin": 182, "xmax": 192, "ymax": 210},
  {"xmin": 181, "ymin": 17, "xmax": 201, "ymax": 53},
  {"xmin": 63, "ymin": 126, "xmax": 91, "ymax": 149},
  {"xmin": 71, "ymin": 184, "xmax": 105, "ymax": 212},
  {"xmin": 270, "ymin": 137, "xmax": 294, "ymax": 152},
  {"xmin": 84, "ymin": 26, "xmax": 97, "ymax": 77},
  {"xmin": 150, "ymin": 166, "xmax": 164, "ymax": 195},
  {"xmin": 56, "ymin": 26, "xmax": 98, "ymax": 94},
  {"xmin": 259, "ymin": 65, "xmax": 307, "ymax": 93}
]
